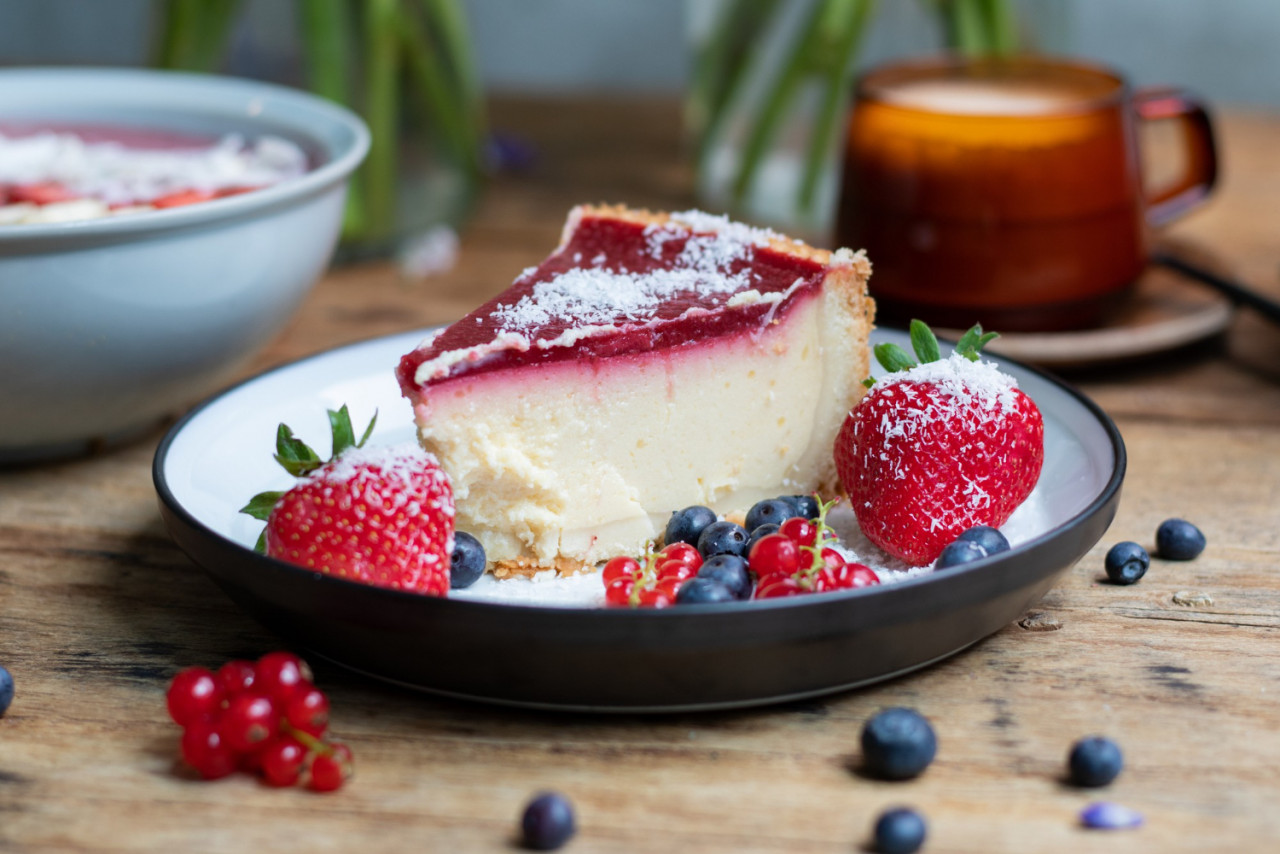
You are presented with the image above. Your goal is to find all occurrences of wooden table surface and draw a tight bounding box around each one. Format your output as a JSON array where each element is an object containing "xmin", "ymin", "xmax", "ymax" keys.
[{"xmin": 3, "ymin": 97, "xmax": 1279, "ymax": 853}]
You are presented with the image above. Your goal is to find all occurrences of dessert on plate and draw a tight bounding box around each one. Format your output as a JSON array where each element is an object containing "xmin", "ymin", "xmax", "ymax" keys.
[{"xmin": 396, "ymin": 205, "xmax": 875, "ymax": 576}]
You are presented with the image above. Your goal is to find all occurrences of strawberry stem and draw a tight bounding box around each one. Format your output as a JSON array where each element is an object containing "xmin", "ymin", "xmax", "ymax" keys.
[
  {"xmin": 909, "ymin": 319, "xmax": 942, "ymax": 364},
  {"xmin": 796, "ymin": 495, "xmax": 841, "ymax": 588}
]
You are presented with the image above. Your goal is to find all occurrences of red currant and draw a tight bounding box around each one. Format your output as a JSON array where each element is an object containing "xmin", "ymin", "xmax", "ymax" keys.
[
  {"xmin": 779, "ymin": 517, "xmax": 817, "ymax": 547},
  {"xmin": 602, "ymin": 556, "xmax": 641, "ymax": 584},
  {"xmin": 217, "ymin": 660, "xmax": 257, "ymax": 697},
  {"xmin": 180, "ymin": 720, "xmax": 237, "ymax": 780},
  {"xmin": 748, "ymin": 533, "xmax": 800, "ymax": 579},
  {"xmin": 260, "ymin": 736, "xmax": 307, "ymax": 787},
  {"xmin": 659, "ymin": 542, "xmax": 701, "ymax": 567},
  {"xmin": 655, "ymin": 558, "xmax": 697, "ymax": 583},
  {"xmin": 636, "ymin": 588, "xmax": 674, "ymax": 608},
  {"xmin": 255, "ymin": 652, "xmax": 312, "ymax": 703},
  {"xmin": 221, "ymin": 693, "xmax": 280, "ymax": 753},
  {"xmin": 309, "ymin": 744, "xmax": 353, "ymax": 792},
  {"xmin": 166, "ymin": 667, "xmax": 224, "ymax": 727},
  {"xmin": 754, "ymin": 575, "xmax": 806, "ymax": 599},
  {"xmin": 815, "ymin": 562, "xmax": 880, "ymax": 592},
  {"xmin": 604, "ymin": 576, "xmax": 636, "ymax": 606},
  {"xmin": 285, "ymin": 685, "xmax": 330, "ymax": 737}
]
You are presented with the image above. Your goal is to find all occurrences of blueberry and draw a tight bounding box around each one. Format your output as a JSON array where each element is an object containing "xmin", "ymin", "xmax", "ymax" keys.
[
  {"xmin": 745, "ymin": 498, "xmax": 797, "ymax": 532},
  {"xmin": 1155, "ymin": 518, "xmax": 1205, "ymax": 561},
  {"xmin": 665, "ymin": 505, "xmax": 717, "ymax": 548},
  {"xmin": 0, "ymin": 666, "xmax": 12, "ymax": 716},
  {"xmin": 935, "ymin": 539, "xmax": 989, "ymax": 569},
  {"xmin": 861, "ymin": 707, "xmax": 937, "ymax": 780},
  {"xmin": 783, "ymin": 494, "xmax": 820, "ymax": 520},
  {"xmin": 520, "ymin": 791, "xmax": 576, "ymax": 850},
  {"xmin": 873, "ymin": 807, "xmax": 927, "ymax": 854},
  {"xmin": 449, "ymin": 531, "xmax": 486, "ymax": 589},
  {"xmin": 1068, "ymin": 736, "xmax": 1124, "ymax": 787},
  {"xmin": 1080, "ymin": 801, "xmax": 1144, "ymax": 830},
  {"xmin": 1104, "ymin": 542, "xmax": 1149, "ymax": 585},
  {"xmin": 697, "ymin": 520, "xmax": 750, "ymax": 559},
  {"xmin": 697, "ymin": 554, "xmax": 752, "ymax": 599},
  {"xmin": 745, "ymin": 522, "xmax": 780, "ymax": 557},
  {"xmin": 955, "ymin": 525, "xmax": 1010, "ymax": 556},
  {"xmin": 676, "ymin": 577, "xmax": 736, "ymax": 604}
]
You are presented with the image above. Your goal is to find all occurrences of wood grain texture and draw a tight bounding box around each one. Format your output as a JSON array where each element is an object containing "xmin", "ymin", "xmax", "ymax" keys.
[{"xmin": 2, "ymin": 98, "xmax": 1279, "ymax": 853}]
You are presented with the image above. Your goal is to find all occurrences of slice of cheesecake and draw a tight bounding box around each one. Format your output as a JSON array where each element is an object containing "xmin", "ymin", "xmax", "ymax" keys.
[{"xmin": 396, "ymin": 205, "xmax": 874, "ymax": 576}]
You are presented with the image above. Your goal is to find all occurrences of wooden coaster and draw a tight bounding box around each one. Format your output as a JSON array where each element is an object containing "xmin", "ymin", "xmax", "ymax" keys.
[{"xmin": 971, "ymin": 240, "xmax": 1234, "ymax": 369}]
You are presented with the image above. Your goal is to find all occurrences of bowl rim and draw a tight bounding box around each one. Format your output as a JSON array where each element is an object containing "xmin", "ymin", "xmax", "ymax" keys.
[
  {"xmin": 152, "ymin": 325, "xmax": 1128, "ymax": 619},
  {"xmin": 0, "ymin": 67, "xmax": 370, "ymax": 244}
]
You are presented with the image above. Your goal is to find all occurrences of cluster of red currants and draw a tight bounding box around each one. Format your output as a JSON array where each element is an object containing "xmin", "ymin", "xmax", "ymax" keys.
[
  {"xmin": 602, "ymin": 542, "xmax": 703, "ymax": 607},
  {"xmin": 748, "ymin": 507, "xmax": 880, "ymax": 598},
  {"xmin": 165, "ymin": 651, "xmax": 352, "ymax": 791}
]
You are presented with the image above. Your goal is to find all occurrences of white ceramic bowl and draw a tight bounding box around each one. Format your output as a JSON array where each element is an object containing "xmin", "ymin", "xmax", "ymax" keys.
[{"xmin": 0, "ymin": 68, "xmax": 369, "ymax": 463}]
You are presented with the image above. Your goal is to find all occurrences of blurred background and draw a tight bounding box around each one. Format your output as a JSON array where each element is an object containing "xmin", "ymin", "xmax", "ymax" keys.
[{"xmin": 1, "ymin": 0, "xmax": 1277, "ymax": 104}]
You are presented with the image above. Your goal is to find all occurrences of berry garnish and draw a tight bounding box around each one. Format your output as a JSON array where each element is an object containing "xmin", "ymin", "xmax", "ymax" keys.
[
  {"xmin": 1068, "ymin": 736, "xmax": 1124, "ymax": 787},
  {"xmin": 0, "ymin": 665, "xmax": 12, "ymax": 716},
  {"xmin": 450, "ymin": 531, "xmax": 487, "ymax": 589},
  {"xmin": 955, "ymin": 525, "xmax": 1010, "ymax": 556},
  {"xmin": 167, "ymin": 652, "xmax": 352, "ymax": 792},
  {"xmin": 602, "ymin": 542, "xmax": 703, "ymax": 608},
  {"xmin": 696, "ymin": 520, "xmax": 750, "ymax": 558},
  {"xmin": 675, "ymin": 577, "xmax": 736, "ymax": 604},
  {"xmin": 873, "ymin": 807, "xmax": 928, "ymax": 854},
  {"xmin": 520, "ymin": 791, "xmax": 576, "ymax": 851},
  {"xmin": 745, "ymin": 522, "xmax": 780, "ymax": 557},
  {"xmin": 254, "ymin": 651, "xmax": 312, "ymax": 704},
  {"xmin": 696, "ymin": 554, "xmax": 752, "ymax": 599},
  {"xmin": 783, "ymin": 494, "xmax": 821, "ymax": 520},
  {"xmin": 1104, "ymin": 542, "xmax": 1149, "ymax": 585},
  {"xmin": 1080, "ymin": 801, "xmax": 1144, "ymax": 830},
  {"xmin": 180, "ymin": 720, "xmax": 238, "ymax": 780},
  {"xmin": 165, "ymin": 667, "xmax": 224, "ymax": 727},
  {"xmin": 1155, "ymin": 518, "xmax": 1206, "ymax": 561},
  {"xmin": 260, "ymin": 736, "xmax": 307, "ymax": 787},
  {"xmin": 935, "ymin": 539, "xmax": 988, "ymax": 569},
  {"xmin": 240, "ymin": 405, "xmax": 455, "ymax": 597},
  {"xmin": 664, "ymin": 505, "xmax": 717, "ymax": 548},
  {"xmin": 750, "ymin": 497, "xmax": 879, "ymax": 599},
  {"xmin": 834, "ymin": 320, "xmax": 1044, "ymax": 565},
  {"xmin": 860, "ymin": 707, "xmax": 938, "ymax": 780},
  {"xmin": 744, "ymin": 498, "xmax": 797, "ymax": 532}
]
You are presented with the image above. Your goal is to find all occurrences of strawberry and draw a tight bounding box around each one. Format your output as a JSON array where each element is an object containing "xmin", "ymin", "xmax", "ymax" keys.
[
  {"xmin": 240, "ymin": 406, "xmax": 455, "ymax": 596},
  {"xmin": 833, "ymin": 321, "xmax": 1044, "ymax": 566}
]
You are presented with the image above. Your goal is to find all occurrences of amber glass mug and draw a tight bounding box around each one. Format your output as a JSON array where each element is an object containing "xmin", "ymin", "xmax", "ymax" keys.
[{"xmin": 835, "ymin": 56, "xmax": 1217, "ymax": 331}]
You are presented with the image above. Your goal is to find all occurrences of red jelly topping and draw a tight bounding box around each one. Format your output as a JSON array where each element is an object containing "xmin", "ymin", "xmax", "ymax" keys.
[{"xmin": 397, "ymin": 214, "xmax": 829, "ymax": 392}]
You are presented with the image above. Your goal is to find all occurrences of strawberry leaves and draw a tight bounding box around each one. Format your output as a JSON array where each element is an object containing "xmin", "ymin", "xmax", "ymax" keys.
[
  {"xmin": 240, "ymin": 405, "xmax": 378, "ymax": 553},
  {"xmin": 866, "ymin": 320, "xmax": 999, "ymax": 384}
]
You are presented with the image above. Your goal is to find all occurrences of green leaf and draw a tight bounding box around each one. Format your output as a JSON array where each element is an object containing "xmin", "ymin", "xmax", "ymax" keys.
[
  {"xmin": 328, "ymin": 405, "xmax": 357, "ymax": 458},
  {"xmin": 874, "ymin": 342, "xmax": 917, "ymax": 374},
  {"xmin": 955, "ymin": 324, "xmax": 1001, "ymax": 361},
  {"xmin": 861, "ymin": 376, "xmax": 877, "ymax": 389},
  {"xmin": 357, "ymin": 410, "xmax": 379, "ymax": 448},
  {"xmin": 274, "ymin": 424, "xmax": 322, "ymax": 477},
  {"xmin": 909, "ymin": 319, "xmax": 942, "ymax": 364},
  {"xmin": 253, "ymin": 529, "xmax": 268, "ymax": 555},
  {"xmin": 239, "ymin": 491, "xmax": 284, "ymax": 521}
]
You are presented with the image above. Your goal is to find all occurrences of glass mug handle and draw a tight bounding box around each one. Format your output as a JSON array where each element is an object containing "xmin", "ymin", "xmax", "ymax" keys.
[{"xmin": 1134, "ymin": 87, "xmax": 1218, "ymax": 227}]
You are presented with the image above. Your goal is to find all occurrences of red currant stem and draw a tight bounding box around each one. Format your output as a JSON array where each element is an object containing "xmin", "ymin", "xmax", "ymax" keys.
[
  {"xmin": 628, "ymin": 541, "xmax": 661, "ymax": 608},
  {"xmin": 797, "ymin": 495, "xmax": 842, "ymax": 585},
  {"xmin": 282, "ymin": 722, "xmax": 337, "ymax": 758}
]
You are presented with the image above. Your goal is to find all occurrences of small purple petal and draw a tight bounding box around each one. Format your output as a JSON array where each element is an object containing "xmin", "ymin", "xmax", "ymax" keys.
[{"xmin": 1080, "ymin": 801, "xmax": 1144, "ymax": 830}]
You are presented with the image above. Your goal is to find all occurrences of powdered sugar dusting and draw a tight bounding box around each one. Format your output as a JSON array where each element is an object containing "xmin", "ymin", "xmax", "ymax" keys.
[
  {"xmin": 874, "ymin": 352, "xmax": 1020, "ymax": 418},
  {"xmin": 491, "ymin": 209, "xmax": 780, "ymax": 334},
  {"xmin": 314, "ymin": 443, "xmax": 453, "ymax": 519}
]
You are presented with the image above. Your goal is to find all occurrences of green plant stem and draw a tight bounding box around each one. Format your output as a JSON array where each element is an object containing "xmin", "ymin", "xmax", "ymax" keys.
[
  {"xmin": 690, "ymin": 0, "xmax": 781, "ymax": 161},
  {"xmin": 980, "ymin": 0, "xmax": 1017, "ymax": 54},
  {"xmin": 399, "ymin": 2, "xmax": 484, "ymax": 177},
  {"xmin": 362, "ymin": 0, "xmax": 401, "ymax": 241},
  {"xmin": 154, "ymin": 0, "xmax": 241, "ymax": 71},
  {"xmin": 730, "ymin": 0, "xmax": 832, "ymax": 204},
  {"xmin": 797, "ymin": 0, "xmax": 876, "ymax": 212},
  {"xmin": 949, "ymin": 0, "xmax": 991, "ymax": 54},
  {"xmin": 298, "ymin": 0, "xmax": 365, "ymax": 238},
  {"xmin": 418, "ymin": 0, "xmax": 486, "ymax": 134}
]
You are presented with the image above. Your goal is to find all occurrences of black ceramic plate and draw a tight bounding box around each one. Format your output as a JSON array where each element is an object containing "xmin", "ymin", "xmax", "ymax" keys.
[{"xmin": 154, "ymin": 328, "xmax": 1125, "ymax": 712}]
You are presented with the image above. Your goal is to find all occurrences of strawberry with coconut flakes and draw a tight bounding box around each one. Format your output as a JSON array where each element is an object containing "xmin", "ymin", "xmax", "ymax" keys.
[
  {"xmin": 241, "ymin": 406, "xmax": 455, "ymax": 597},
  {"xmin": 833, "ymin": 322, "xmax": 1044, "ymax": 566}
]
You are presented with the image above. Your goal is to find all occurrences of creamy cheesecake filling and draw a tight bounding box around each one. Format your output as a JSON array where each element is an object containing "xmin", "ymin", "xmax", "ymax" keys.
[{"xmin": 411, "ymin": 281, "xmax": 867, "ymax": 568}]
